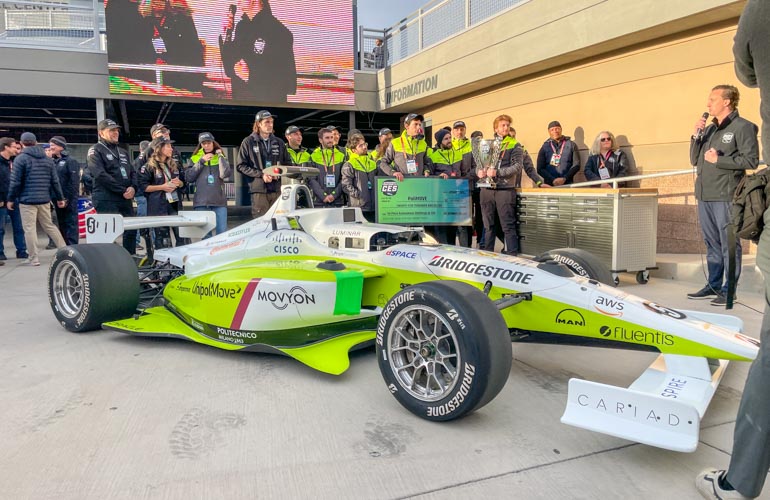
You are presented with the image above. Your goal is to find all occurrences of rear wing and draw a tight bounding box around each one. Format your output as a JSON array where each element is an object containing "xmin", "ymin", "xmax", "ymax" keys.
[{"xmin": 85, "ymin": 211, "xmax": 216, "ymax": 244}]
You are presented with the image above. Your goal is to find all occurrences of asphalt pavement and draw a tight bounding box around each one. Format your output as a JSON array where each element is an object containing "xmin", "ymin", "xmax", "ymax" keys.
[{"xmin": 0, "ymin": 243, "xmax": 768, "ymax": 500}]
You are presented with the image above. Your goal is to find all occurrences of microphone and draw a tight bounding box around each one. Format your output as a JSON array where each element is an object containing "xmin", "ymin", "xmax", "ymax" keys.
[{"xmin": 695, "ymin": 112, "xmax": 709, "ymax": 140}]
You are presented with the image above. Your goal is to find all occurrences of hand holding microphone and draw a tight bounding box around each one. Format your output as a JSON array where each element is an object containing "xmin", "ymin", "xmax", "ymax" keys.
[{"xmin": 694, "ymin": 112, "xmax": 709, "ymax": 140}]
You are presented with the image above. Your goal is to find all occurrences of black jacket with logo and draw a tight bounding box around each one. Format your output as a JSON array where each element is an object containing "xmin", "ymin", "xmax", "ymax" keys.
[
  {"xmin": 87, "ymin": 140, "xmax": 136, "ymax": 202},
  {"xmin": 53, "ymin": 151, "xmax": 81, "ymax": 202},
  {"xmin": 690, "ymin": 110, "xmax": 759, "ymax": 202},
  {"xmin": 237, "ymin": 133, "xmax": 290, "ymax": 194}
]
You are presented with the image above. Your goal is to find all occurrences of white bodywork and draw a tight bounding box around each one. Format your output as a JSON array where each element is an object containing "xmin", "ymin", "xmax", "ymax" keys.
[{"xmin": 85, "ymin": 183, "xmax": 759, "ymax": 452}]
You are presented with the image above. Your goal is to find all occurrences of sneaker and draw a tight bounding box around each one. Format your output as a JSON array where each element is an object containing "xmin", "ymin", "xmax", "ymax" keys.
[
  {"xmin": 23, "ymin": 258, "xmax": 40, "ymax": 266},
  {"xmin": 0, "ymin": 253, "xmax": 6, "ymax": 260},
  {"xmin": 711, "ymin": 294, "xmax": 733, "ymax": 306},
  {"xmin": 16, "ymin": 251, "xmax": 28, "ymax": 259},
  {"xmin": 45, "ymin": 242, "xmax": 56, "ymax": 250},
  {"xmin": 688, "ymin": 285, "xmax": 720, "ymax": 299},
  {"xmin": 695, "ymin": 469, "xmax": 751, "ymax": 499}
]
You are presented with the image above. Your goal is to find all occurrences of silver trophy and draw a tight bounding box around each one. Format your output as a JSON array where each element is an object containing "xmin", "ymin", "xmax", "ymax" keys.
[{"xmin": 471, "ymin": 137, "xmax": 503, "ymax": 188}]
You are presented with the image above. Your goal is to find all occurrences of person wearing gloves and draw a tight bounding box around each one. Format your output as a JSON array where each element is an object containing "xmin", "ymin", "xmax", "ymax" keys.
[
  {"xmin": 185, "ymin": 132, "xmax": 232, "ymax": 237},
  {"xmin": 341, "ymin": 133, "xmax": 378, "ymax": 222}
]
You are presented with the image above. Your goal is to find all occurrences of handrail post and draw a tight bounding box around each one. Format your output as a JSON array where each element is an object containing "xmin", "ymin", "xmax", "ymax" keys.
[
  {"xmin": 465, "ymin": 0, "xmax": 470, "ymax": 28},
  {"xmin": 92, "ymin": 0, "xmax": 99, "ymax": 50},
  {"xmin": 418, "ymin": 8, "xmax": 423, "ymax": 51}
]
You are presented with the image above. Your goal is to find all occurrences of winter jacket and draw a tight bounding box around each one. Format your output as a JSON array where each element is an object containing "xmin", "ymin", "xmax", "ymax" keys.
[
  {"xmin": 473, "ymin": 136, "xmax": 525, "ymax": 190},
  {"xmin": 53, "ymin": 151, "xmax": 81, "ymax": 201},
  {"xmin": 536, "ymin": 136, "xmax": 581, "ymax": 185},
  {"xmin": 237, "ymin": 133, "xmax": 290, "ymax": 194},
  {"xmin": 309, "ymin": 146, "xmax": 346, "ymax": 206},
  {"xmin": 341, "ymin": 152, "xmax": 378, "ymax": 212},
  {"xmin": 584, "ymin": 150, "xmax": 628, "ymax": 186},
  {"xmin": 9, "ymin": 145, "xmax": 63, "ymax": 205},
  {"xmin": 0, "ymin": 155, "xmax": 10, "ymax": 203},
  {"xmin": 690, "ymin": 110, "xmax": 759, "ymax": 202},
  {"xmin": 86, "ymin": 140, "xmax": 136, "ymax": 202},
  {"xmin": 185, "ymin": 150, "xmax": 232, "ymax": 207},
  {"xmin": 378, "ymin": 131, "xmax": 433, "ymax": 177},
  {"xmin": 137, "ymin": 160, "xmax": 183, "ymax": 216}
]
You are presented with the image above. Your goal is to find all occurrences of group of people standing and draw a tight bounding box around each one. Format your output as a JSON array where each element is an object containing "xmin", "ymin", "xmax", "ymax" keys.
[{"xmin": 236, "ymin": 109, "xmax": 630, "ymax": 255}]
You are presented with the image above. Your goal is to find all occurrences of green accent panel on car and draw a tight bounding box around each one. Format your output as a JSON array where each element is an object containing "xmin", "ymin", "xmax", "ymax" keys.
[
  {"xmin": 333, "ymin": 270, "xmax": 364, "ymax": 316},
  {"xmin": 277, "ymin": 330, "xmax": 376, "ymax": 375}
]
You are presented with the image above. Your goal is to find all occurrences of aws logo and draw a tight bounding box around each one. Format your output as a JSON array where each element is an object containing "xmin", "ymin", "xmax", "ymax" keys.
[
  {"xmin": 594, "ymin": 296, "xmax": 625, "ymax": 317},
  {"xmin": 555, "ymin": 309, "xmax": 585, "ymax": 328}
]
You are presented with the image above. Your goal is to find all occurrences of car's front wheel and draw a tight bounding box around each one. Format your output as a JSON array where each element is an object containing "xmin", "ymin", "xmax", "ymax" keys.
[
  {"xmin": 376, "ymin": 281, "xmax": 512, "ymax": 421},
  {"xmin": 48, "ymin": 244, "xmax": 140, "ymax": 332}
]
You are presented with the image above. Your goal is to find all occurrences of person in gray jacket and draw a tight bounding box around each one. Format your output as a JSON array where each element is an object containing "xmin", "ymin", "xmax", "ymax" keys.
[
  {"xmin": 185, "ymin": 132, "xmax": 232, "ymax": 237},
  {"xmin": 340, "ymin": 133, "xmax": 378, "ymax": 222},
  {"xmin": 696, "ymin": 3, "xmax": 770, "ymax": 499},
  {"xmin": 687, "ymin": 85, "xmax": 759, "ymax": 306}
]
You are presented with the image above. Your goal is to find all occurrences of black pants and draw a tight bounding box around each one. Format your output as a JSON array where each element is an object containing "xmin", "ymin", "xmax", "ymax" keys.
[
  {"xmin": 436, "ymin": 226, "xmax": 472, "ymax": 247},
  {"xmin": 480, "ymin": 188, "xmax": 518, "ymax": 255},
  {"xmin": 250, "ymin": 192, "xmax": 280, "ymax": 219},
  {"xmin": 94, "ymin": 198, "xmax": 136, "ymax": 255},
  {"xmin": 55, "ymin": 200, "xmax": 79, "ymax": 246},
  {"xmin": 472, "ymin": 188, "xmax": 484, "ymax": 247}
]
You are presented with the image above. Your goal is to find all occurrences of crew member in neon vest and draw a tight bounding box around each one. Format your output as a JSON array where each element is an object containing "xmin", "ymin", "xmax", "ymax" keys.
[{"xmin": 378, "ymin": 113, "xmax": 433, "ymax": 181}]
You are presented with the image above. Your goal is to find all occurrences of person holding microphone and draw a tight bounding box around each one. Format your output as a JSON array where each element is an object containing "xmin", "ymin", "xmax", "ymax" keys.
[
  {"xmin": 186, "ymin": 132, "xmax": 232, "ymax": 237},
  {"xmin": 687, "ymin": 85, "xmax": 759, "ymax": 305}
]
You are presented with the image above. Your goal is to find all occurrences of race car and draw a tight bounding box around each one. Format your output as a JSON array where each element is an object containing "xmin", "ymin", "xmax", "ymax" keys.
[{"xmin": 47, "ymin": 166, "xmax": 759, "ymax": 453}]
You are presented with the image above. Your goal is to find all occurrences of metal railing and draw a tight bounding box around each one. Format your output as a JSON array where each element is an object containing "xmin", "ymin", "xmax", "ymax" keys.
[
  {"xmin": 359, "ymin": 0, "xmax": 529, "ymax": 70},
  {"xmin": 0, "ymin": 0, "xmax": 105, "ymax": 52},
  {"xmin": 561, "ymin": 169, "xmax": 695, "ymax": 189}
]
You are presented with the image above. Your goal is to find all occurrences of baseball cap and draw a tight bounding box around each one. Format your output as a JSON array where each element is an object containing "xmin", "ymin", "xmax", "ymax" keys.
[
  {"xmin": 285, "ymin": 126, "xmax": 301, "ymax": 136},
  {"xmin": 452, "ymin": 121, "xmax": 466, "ymax": 129},
  {"xmin": 255, "ymin": 110, "xmax": 276, "ymax": 121},
  {"xmin": 20, "ymin": 132, "xmax": 37, "ymax": 143},
  {"xmin": 198, "ymin": 132, "xmax": 215, "ymax": 143},
  {"xmin": 404, "ymin": 113, "xmax": 424, "ymax": 126},
  {"xmin": 150, "ymin": 136, "xmax": 175, "ymax": 148},
  {"xmin": 98, "ymin": 119, "xmax": 120, "ymax": 131},
  {"xmin": 324, "ymin": 125, "xmax": 339, "ymax": 131},
  {"xmin": 150, "ymin": 123, "xmax": 169, "ymax": 135},
  {"xmin": 547, "ymin": 120, "xmax": 562, "ymax": 129},
  {"xmin": 49, "ymin": 136, "xmax": 67, "ymax": 148},
  {"xmin": 470, "ymin": 130, "xmax": 483, "ymax": 139},
  {"xmin": 378, "ymin": 127, "xmax": 392, "ymax": 137}
]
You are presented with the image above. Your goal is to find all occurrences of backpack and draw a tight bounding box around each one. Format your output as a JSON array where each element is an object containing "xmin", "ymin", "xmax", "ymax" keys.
[{"xmin": 730, "ymin": 168, "xmax": 770, "ymax": 243}]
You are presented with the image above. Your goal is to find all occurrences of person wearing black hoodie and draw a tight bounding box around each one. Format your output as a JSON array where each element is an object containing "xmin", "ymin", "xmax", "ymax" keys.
[
  {"xmin": 7, "ymin": 132, "xmax": 66, "ymax": 266},
  {"xmin": 696, "ymin": 2, "xmax": 770, "ymax": 498},
  {"xmin": 48, "ymin": 136, "xmax": 80, "ymax": 245}
]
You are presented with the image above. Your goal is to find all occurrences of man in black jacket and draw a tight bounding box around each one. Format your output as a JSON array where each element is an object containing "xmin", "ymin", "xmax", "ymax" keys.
[
  {"xmin": 536, "ymin": 121, "xmax": 581, "ymax": 186},
  {"xmin": 237, "ymin": 110, "xmax": 290, "ymax": 218},
  {"xmin": 48, "ymin": 136, "xmax": 80, "ymax": 245},
  {"xmin": 87, "ymin": 119, "xmax": 138, "ymax": 255},
  {"xmin": 687, "ymin": 85, "xmax": 759, "ymax": 305},
  {"xmin": 7, "ymin": 132, "xmax": 66, "ymax": 266}
]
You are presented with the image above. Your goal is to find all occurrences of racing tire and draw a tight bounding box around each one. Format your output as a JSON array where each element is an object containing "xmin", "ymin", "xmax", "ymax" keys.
[
  {"xmin": 48, "ymin": 244, "xmax": 140, "ymax": 332},
  {"xmin": 535, "ymin": 248, "xmax": 615, "ymax": 287},
  {"xmin": 376, "ymin": 281, "xmax": 512, "ymax": 421}
]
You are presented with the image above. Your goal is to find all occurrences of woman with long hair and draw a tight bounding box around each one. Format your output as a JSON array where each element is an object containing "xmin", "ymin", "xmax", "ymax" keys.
[
  {"xmin": 138, "ymin": 136, "xmax": 184, "ymax": 248},
  {"xmin": 185, "ymin": 132, "xmax": 232, "ymax": 237},
  {"xmin": 584, "ymin": 131, "xmax": 628, "ymax": 188}
]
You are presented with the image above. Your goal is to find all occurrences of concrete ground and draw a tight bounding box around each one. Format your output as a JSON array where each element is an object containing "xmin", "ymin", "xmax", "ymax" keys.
[{"xmin": 0, "ymin": 233, "xmax": 768, "ymax": 499}]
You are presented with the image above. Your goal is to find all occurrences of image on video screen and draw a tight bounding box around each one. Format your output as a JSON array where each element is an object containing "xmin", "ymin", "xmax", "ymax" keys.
[{"xmin": 105, "ymin": 0, "xmax": 354, "ymax": 105}]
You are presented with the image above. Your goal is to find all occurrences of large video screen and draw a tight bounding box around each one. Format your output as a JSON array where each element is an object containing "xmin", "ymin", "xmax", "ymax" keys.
[{"xmin": 105, "ymin": 0, "xmax": 354, "ymax": 106}]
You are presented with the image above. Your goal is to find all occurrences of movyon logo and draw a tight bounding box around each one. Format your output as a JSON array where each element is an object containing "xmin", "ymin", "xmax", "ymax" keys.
[
  {"xmin": 555, "ymin": 309, "xmax": 585, "ymax": 327},
  {"xmin": 257, "ymin": 285, "xmax": 316, "ymax": 310},
  {"xmin": 381, "ymin": 179, "xmax": 399, "ymax": 196}
]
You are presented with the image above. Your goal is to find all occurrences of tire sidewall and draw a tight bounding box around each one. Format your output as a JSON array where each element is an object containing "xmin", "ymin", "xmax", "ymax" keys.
[
  {"xmin": 376, "ymin": 285, "xmax": 489, "ymax": 421},
  {"xmin": 49, "ymin": 247, "xmax": 96, "ymax": 331}
]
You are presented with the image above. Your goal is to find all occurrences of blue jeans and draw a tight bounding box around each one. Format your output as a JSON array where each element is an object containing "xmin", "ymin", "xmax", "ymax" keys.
[
  {"xmin": 0, "ymin": 206, "xmax": 27, "ymax": 256},
  {"xmin": 698, "ymin": 200, "xmax": 742, "ymax": 293},
  {"xmin": 195, "ymin": 205, "xmax": 228, "ymax": 238}
]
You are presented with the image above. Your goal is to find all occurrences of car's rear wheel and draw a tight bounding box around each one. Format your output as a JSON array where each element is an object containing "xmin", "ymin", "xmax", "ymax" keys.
[
  {"xmin": 48, "ymin": 244, "xmax": 140, "ymax": 332},
  {"xmin": 535, "ymin": 248, "xmax": 615, "ymax": 286},
  {"xmin": 376, "ymin": 281, "xmax": 511, "ymax": 421}
]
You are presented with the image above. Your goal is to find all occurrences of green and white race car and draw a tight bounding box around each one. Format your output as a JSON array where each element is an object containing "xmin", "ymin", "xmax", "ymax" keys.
[{"xmin": 47, "ymin": 166, "xmax": 758, "ymax": 453}]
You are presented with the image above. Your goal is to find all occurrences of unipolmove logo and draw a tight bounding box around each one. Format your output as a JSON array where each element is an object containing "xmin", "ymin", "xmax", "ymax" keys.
[{"xmin": 381, "ymin": 179, "xmax": 399, "ymax": 196}]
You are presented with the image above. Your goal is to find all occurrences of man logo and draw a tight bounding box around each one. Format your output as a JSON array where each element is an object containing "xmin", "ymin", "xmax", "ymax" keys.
[
  {"xmin": 381, "ymin": 179, "xmax": 399, "ymax": 196},
  {"xmin": 599, "ymin": 325, "xmax": 612, "ymax": 337},
  {"xmin": 555, "ymin": 309, "xmax": 586, "ymax": 327}
]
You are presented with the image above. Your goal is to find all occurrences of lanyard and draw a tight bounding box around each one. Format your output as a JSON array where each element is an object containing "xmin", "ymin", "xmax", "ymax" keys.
[
  {"xmin": 400, "ymin": 136, "xmax": 416, "ymax": 160},
  {"xmin": 321, "ymin": 148, "xmax": 335, "ymax": 171},
  {"xmin": 353, "ymin": 157, "xmax": 372, "ymax": 172},
  {"xmin": 599, "ymin": 150, "xmax": 613, "ymax": 169},
  {"xmin": 161, "ymin": 163, "xmax": 173, "ymax": 182},
  {"xmin": 549, "ymin": 139, "xmax": 565, "ymax": 156}
]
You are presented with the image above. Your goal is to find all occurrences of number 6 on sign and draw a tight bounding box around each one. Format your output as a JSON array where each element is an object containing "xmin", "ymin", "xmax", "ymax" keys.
[{"xmin": 85, "ymin": 214, "xmax": 123, "ymax": 244}]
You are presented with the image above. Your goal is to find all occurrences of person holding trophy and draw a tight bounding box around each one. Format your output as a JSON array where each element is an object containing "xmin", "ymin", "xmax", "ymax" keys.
[{"xmin": 475, "ymin": 114, "xmax": 546, "ymax": 255}]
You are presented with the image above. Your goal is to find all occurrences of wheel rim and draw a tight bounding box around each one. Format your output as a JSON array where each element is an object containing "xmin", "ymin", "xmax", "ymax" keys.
[
  {"xmin": 52, "ymin": 261, "xmax": 85, "ymax": 318},
  {"xmin": 387, "ymin": 305, "xmax": 461, "ymax": 402}
]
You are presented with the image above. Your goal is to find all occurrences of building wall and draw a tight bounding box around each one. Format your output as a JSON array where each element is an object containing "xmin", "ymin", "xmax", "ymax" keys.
[{"xmin": 421, "ymin": 21, "xmax": 762, "ymax": 254}]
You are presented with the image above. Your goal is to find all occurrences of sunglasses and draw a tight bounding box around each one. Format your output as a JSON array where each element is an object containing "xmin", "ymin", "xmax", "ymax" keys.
[{"xmin": 600, "ymin": 137, "xmax": 612, "ymax": 142}]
